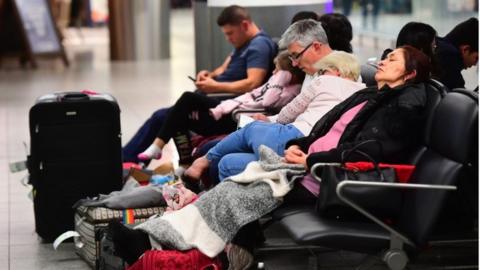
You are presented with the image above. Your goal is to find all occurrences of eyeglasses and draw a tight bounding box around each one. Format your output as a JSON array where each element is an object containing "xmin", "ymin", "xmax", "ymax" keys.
[
  {"xmin": 289, "ymin": 43, "xmax": 313, "ymax": 63},
  {"xmin": 317, "ymin": 69, "xmax": 326, "ymax": 75}
]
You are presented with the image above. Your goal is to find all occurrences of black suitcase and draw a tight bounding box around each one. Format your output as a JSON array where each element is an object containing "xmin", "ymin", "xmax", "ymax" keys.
[{"xmin": 28, "ymin": 92, "xmax": 123, "ymax": 242}]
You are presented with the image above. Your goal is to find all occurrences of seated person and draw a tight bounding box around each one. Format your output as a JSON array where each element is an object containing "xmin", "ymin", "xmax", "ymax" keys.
[
  {"xmin": 435, "ymin": 17, "xmax": 478, "ymax": 90},
  {"xmin": 136, "ymin": 50, "xmax": 304, "ymax": 161},
  {"xmin": 230, "ymin": 45, "xmax": 434, "ymax": 264},
  {"xmin": 209, "ymin": 51, "xmax": 305, "ymax": 120},
  {"xmin": 381, "ymin": 21, "xmax": 437, "ymax": 62},
  {"xmin": 185, "ymin": 51, "xmax": 365, "ymax": 182},
  {"xmin": 282, "ymin": 46, "xmax": 432, "ymax": 205},
  {"xmin": 290, "ymin": 11, "xmax": 319, "ymax": 23},
  {"xmin": 290, "ymin": 10, "xmax": 354, "ymax": 55},
  {"xmin": 122, "ymin": 5, "xmax": 277, "ymax": 164},
  {"xmin": 318, "ymin": 13, "xmax": 353, "ymax": 53},
  {"xmin": 108, "ymin": 46, "xmax": 432, "ymax": 268}
]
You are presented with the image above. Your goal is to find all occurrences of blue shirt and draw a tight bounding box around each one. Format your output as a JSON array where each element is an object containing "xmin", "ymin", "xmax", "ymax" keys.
[{"xmin": 215, "ymin": 31, "xmax": 278, "ymax": 83}]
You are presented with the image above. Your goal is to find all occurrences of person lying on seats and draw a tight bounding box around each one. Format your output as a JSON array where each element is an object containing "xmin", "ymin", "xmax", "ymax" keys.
[
  {"xmin": 184, "ymin": 50, "xmax": 365, "ymax": 183},
  {"xmin": 122, "ymin": 5, "xmax": 277, "ymax": 164},
  {"xmin": 136, "ymin": 51, "xmax": 305, "ymax": 161}
]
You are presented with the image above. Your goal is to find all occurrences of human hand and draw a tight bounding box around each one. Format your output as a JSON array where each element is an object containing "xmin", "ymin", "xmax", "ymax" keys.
[
  {"xmin": 196, "ymin": 70, "xmax": 210, "ymax": 81},
  {"xmin": 195, "ymin": 77, "xmax": 219, "ymax": 92},
  {"xmin": 251, "ymin": 113, "xmax": 270, "ymax": 122},
  {"xmin": 284, "ymin": 145, "xmax": 307, "ymax": 168}
]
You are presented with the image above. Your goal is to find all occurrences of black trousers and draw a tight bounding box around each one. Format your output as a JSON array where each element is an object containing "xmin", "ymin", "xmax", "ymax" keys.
[{"xmin": 156, "ymin": 92, "xmax": 238, "ymax": 144}]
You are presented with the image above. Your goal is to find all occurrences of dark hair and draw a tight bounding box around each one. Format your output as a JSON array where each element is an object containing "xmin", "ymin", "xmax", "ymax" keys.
[
  {"xmin": 318, "ymin": 13, "xmax": 353, "ymax": 53},
  {"xmin": 445, "ymin": 17, "xmax": 479, "ymax": 52},
  {"xmin": 275, "ymin": 50, "xmax": 306, "ymax": 83},
  {"xmin": 216, "ymin": 5, "xmax": 251, "ymax": 26},
  {"xmin": 396, "ymin": 22, "xmax": 437, "ymax": 59},
  {"xmin": 400, "ymin": 45, "xmax": 432, "ymax": 84},
  {"xmin": 290, "ymin": 11, "xmax": 319, "ymax": 24}
]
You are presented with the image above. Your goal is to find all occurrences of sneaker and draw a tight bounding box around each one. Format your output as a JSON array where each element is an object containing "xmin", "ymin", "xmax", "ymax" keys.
[{"xmin": 227, "ymin": 244, "xmax": 254, "ymax": 270}]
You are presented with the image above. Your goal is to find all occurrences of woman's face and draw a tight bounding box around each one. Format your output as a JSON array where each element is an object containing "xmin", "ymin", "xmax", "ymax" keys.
[{"xmin": 375, "ymin": 48, "xmax": 409, "ymax": 88}]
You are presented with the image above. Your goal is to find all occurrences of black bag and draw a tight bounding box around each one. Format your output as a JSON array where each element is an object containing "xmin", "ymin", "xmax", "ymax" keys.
[
  {"xmin": 316, "ymin": 141, "xmax": 402, "ymax": 220},
  {"xmin": 28, "ymin": 92, "xmax": 123, "ymax": 242}
]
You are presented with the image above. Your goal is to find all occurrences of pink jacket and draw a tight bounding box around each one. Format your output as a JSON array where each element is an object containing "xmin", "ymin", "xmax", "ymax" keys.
[{"xmin": 209, "ymin": 70, "xmax": 301, "ymax": 120}]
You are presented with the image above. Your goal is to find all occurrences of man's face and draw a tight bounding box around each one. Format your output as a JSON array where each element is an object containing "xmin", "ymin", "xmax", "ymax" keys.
[
  {"xmin": 287, "ymin": 41, "xmax": 322, "ymax": 75},
  {"xmin": 460, "ymin": 45, "xmax": 479, "ymax": 69},
  {"xmin": 221, "ymin": 23, "xmax": 248, "ymax": 48}
]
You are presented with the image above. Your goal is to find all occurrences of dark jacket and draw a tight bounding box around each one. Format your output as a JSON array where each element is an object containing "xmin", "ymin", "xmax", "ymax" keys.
[
  {"xmin": 435, "ymin": 37, "xmax": 465, "ymax": 90},
  {"xmin": 286, "ymin": 83, "xmax": 428, "ymax": 169}
]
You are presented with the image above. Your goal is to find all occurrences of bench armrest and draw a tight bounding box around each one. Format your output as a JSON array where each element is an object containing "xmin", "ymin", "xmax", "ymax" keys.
[{"xmin": 336, "ymin": 180, "xmax": 457, "ymax": 248}]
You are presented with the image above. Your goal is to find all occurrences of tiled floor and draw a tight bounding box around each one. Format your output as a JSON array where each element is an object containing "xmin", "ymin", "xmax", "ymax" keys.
[
  {"xmin": 1, "ymin": 8, "xmax": 195, "ymax": 270},
  {"xmin": 0, "ymin": 7, "xmax": 477, "ymax": 270}
]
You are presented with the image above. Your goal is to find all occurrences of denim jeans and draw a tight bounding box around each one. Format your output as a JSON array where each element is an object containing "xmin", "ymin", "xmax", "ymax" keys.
[{"xmin": 206, "ymin": 121, "xmax": 304, "ymax": 181}]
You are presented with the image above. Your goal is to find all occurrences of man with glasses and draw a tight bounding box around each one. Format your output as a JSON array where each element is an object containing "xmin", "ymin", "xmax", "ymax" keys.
[
  {"xmin": 283, "ymin": 23, "xmax": 332, "ymax": 75},
  {"xmin": 252, "ymin": 19, "xmax": 335, "ymax": 122}
]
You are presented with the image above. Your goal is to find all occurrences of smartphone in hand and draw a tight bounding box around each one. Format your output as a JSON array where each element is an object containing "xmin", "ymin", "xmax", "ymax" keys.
[{"xmin": 188, "ymin": 75, "xmax": 196, "ymax": 82}]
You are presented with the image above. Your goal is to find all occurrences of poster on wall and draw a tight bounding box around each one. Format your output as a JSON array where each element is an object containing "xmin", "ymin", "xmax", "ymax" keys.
[{"xmin": 12, "ymin": 0, "xmax": 68, "ymax": 67}]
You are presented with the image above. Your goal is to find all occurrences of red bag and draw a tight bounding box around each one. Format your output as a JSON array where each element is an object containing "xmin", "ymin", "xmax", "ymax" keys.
[
  {"xmin": 127, "ymin": 249, "xmax": 222, "ymax": 270},
  {"xmin": 344, "ymin": 162, "xmax": 415, "ymax": 183}
]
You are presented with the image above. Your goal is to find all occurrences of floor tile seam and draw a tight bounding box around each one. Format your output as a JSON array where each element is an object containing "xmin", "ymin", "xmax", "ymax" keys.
[{"xmin": 4, "ymin": 107, "xmax": 10, "ymax": 269}]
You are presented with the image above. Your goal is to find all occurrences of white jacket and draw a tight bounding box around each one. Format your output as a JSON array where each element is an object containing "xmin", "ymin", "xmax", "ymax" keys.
[{"xmin": 274, "ymin": 75, "xmax": 366, "ymax": 135}]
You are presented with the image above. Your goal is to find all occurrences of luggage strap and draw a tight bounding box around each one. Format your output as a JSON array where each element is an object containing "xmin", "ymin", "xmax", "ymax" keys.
[{"xmin": 53, "ymin": 231, "xmax": 83, "ymax": 250}]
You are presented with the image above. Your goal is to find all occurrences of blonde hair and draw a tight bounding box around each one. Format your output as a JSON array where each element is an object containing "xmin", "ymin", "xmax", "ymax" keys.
[{"xmin": 313, "ymin": 51, "xmax": 360, "ymax": 81}]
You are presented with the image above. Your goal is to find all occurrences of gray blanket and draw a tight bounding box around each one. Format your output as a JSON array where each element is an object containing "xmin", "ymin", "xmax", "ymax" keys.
[
  {"xmin": 73, "ymin": 178, "xmax": 166, "ymax": 209},
  {"xmin": 136, "ymin": 145, "xmax": 305, "ymax": 257}
]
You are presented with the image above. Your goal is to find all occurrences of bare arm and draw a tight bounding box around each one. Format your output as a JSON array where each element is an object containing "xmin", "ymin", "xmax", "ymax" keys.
[
  {"xmin": 196, "ymin": 55, "xmax": 232, "ymax": 81},
  {"xmin": 210, "ymin": 55, "xmax": 231, "ymax": 78},
  {"xmin": 196, "ymin": 68, "xmax": 267, "ymax": 94}
]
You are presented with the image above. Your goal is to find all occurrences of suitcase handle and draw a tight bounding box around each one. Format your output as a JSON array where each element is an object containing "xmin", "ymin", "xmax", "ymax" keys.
[{"xmin": 58, "ymin": 93, "xmax": 90, "ymax": 102}]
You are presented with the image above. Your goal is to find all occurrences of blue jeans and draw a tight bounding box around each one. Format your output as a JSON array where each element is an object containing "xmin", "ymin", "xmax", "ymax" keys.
[
  {"xmin": 206, "ymin": 121, "xmax": 304, "ymax": 181},
  {"xmin": 122, "ymin": 107, "xmax": 171, "ymax": 163}
]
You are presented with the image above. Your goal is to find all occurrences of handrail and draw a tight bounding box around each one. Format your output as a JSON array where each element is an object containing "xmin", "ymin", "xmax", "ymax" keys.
[
  {"xmin": 310, "ymin": 162, "xmax": 341, "ymax": 182},
  {"xmin": 336, "ymin": 180, "xmax": 457, "ymax": 248}
]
